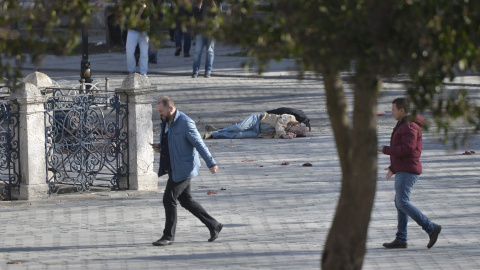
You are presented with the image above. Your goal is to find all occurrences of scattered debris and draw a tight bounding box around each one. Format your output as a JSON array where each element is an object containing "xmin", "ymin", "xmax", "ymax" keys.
[
  {"xmin": 225, "ymin": 145, "xmax": 236, "ymax": 148},
  {"xmin": 302, "ymin": 163, "xmax": 313, "ymax": 167},
  {"xmin": 7, "ymin": 261, "xmax": 21, "ymax": 264},
  {"xmin": 259, "ymin": 165, "xmax": 264, "ymax": 167},
  {"xmin": 377, "ymin": 111, "xmax": 386, "ymax": 116},
  {"xmin": 207, "ymin": 191, "xmax": 217, "ymax": 195},
  {"xmin": 220, "ymin": 188, "xmax": 226, "ymax": 190},
  {"xmin": 281, "ymin": 162, "xmax": 289, "ymax": 165},
  {"xmin": 462, "ymin": 150, "xmax": 476, "ymax": 155},
  {"xmin": 242, "ymin": 159, "xmax": 256, "ymax": 162}
]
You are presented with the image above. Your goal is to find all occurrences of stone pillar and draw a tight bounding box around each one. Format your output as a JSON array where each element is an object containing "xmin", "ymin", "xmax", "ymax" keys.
[
  {"xmin": 115, "ymin": 74, "xmax": 158, "ymax": 190},
  {"xmin": 10, "ymin": 82, "xmax": 49, "ymax": 200}
]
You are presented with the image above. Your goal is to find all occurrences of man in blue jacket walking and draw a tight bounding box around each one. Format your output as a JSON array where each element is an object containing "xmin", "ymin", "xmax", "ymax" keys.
[{"xmin": 152, "ymin": 96, "xmax": 223, "ymax": 246}]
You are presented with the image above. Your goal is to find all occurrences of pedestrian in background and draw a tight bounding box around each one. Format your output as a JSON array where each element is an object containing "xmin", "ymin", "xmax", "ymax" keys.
[
  {"xmin": 192, "ymin": 0, "xmax": 216, "ymax": 78},
  {"xmin": 125, "ymin": 1, "xmax": 155, "ymax": 76},
  {"xmin": 151, "ymin": 96, "xmax": 223, "ymax": 246},
  {"xmin": 379, "ymin": 97, "xmax": 442, "ymax": 249},
  {"xmin": 147, "ymin": 0, "xmax": 163, "ymax": 64},
  {"xmin": 173, "ymin": 0, "xmax": 193, "ymax": 57}
]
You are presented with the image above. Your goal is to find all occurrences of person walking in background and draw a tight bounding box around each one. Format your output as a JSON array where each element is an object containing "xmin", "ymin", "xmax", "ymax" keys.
[
  {"xmin": 379, "ymin": 97, "xmax": 442, "ymax": 249},
  {"xmin": 148, "ymin": 0, "xmax": 160, "ymax": 64},
  {"xmin": 151, "ymin": 96, "xmax": 223, "ymax": 246},
  {"xmin": 192, "ymin": 0, "xmax": 216, "ymax": 78},
  {"xmin": 125, "ymin": 1, "xmax": 155, "ymax": 76},
  {"xmin": 173, "ymin": 0, "xmax": 193, "ymax": 57}
]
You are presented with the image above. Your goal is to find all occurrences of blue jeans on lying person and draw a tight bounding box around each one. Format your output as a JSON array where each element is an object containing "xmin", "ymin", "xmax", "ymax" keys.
[{"xmin": 211, "ymin": 113, "xmax": 262, "ymax": 139}]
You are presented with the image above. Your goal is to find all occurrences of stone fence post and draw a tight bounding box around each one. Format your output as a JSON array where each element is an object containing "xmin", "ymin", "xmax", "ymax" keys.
[
  {"xmin": 10, "ymin": 82, "xmax": 49, "ymax": 200},
  {"xmin": 115, "ymin": 74, "xmax": 158, "ymax": 190}
]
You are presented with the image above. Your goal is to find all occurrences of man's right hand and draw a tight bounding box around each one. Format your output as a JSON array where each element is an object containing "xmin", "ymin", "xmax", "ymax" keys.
[{"xmin": 151, "ymin": 143, "xmax": 161, "ymax": 153}]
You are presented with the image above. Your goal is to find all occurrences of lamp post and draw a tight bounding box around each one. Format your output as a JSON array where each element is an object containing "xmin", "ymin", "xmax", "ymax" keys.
[{"xmin": 80, "ymin": 0, "xmax": 92, "ymax": 86}]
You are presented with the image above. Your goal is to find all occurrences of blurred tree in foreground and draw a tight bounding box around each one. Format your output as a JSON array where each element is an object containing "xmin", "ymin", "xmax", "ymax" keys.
[
  {"xmin": 0, "ymin": 0, "xmax": 94, "ymax": 84},
  {"xmin": 0, "ymin": 0, "xmax": 179, "ymax": 85},
  {"xmin": 216, "ymin": 0, "xmax": 480, "ymax": 269},
  {"xmin": 1, "ymin": 0, "xmax": 480, "ymax": 268}
]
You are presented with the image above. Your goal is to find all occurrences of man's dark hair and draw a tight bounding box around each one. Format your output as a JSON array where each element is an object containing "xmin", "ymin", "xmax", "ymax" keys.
[
  {"xmin": 392, "ymin": 98, "xmax": 408, "ymax": 114},
  {"xmin": 157, "ymin": 96, "xmax": 175, "ymax": 108}
]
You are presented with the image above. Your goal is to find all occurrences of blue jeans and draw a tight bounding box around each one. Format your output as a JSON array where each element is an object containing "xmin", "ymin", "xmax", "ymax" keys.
[
  {"xmin": 212, "ymin": 114, "xmax": 261, "ymax": 139},
  {"xmin": 126, "ymin": 30, "xmax": 149, "ymax": 74},
  {"xmin": 175, "ymin": 29, "xmax": 191, "ymax": 54},
  {"xmin": 394, "ymin": 172, "xmax": 436, "ymax": 243},
  {"xmin": 192, "ymin": 34, "xmax": 214, "ymax": 74}
]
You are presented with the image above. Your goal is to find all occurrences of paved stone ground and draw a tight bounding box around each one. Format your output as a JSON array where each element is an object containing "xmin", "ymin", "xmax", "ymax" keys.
[{"xmin": 1, "ymin": 43, "xmax": 480, "ymax": 269}]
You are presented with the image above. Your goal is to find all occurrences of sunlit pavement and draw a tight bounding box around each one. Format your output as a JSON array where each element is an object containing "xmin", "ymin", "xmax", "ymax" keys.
[{"xmin": 1, "ymin": 43, "xmax": 479, "ymax": 269}]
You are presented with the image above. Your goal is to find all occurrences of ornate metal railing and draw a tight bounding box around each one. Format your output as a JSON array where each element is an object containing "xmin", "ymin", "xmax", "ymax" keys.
[
  {"xmin": 0, "ymin": 99, "xmax": 20, "ymax": 201},
  {"xmin": 44, "ymin": 88, "xmax": 129, "ymax": 194}
]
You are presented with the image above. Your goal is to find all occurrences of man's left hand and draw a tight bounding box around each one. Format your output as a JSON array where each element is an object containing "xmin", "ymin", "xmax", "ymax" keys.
[
  {"xmin": 209, "ymin": 165, "xmax": 218, "ymax": 174},
  {"xmin": 282, "ymin": 133, "xmax": 296, "ymax": 139},
  {"xmin": 384, "ymin": 167, "xmax": 393, "ymax": 180}
]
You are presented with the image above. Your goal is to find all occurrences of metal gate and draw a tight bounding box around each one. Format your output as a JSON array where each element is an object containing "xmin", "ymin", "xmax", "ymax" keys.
[
  {"xmin": 0, "ymin": 98, "xmax": 20, "ymax": 201},
  {"xmin": 44, "ymin": 88, "xmax": 129, "ymax": 194}
]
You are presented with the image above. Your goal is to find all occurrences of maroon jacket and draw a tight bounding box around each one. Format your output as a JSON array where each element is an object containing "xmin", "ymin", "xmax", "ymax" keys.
[{"xmin": 383, "ymin": 115, "xmax": 425, "ymax": 175}]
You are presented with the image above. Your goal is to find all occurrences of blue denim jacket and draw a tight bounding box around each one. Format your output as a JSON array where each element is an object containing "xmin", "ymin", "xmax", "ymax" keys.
[{"xmin": 158, "ymin": 110, "xmax": 216, "ymax": 182}]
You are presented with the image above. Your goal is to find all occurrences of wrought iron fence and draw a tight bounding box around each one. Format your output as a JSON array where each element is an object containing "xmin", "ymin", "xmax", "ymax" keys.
[
  {"xmin": 0, "ymin": 98, "xmax": 20, "ymax": 201},
  {"xmin": 44, "ymin": 88, "xmax": 129, "ymax": 194}
]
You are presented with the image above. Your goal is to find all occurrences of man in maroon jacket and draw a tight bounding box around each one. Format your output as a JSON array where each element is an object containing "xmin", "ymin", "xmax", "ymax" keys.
[{"xmin": 378, "ymin": 98, "xmax": 442, "ymax": 249}]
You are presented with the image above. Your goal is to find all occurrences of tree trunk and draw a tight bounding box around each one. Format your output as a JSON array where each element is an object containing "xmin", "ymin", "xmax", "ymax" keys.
[{"xmin": 321, "ymin": 67, "xmax": 381, "ymax": 269}]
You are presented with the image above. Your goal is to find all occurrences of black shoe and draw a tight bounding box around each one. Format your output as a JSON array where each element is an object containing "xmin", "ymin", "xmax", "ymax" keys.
[
  {"xmin": 192, "ymin": 73, "xmax": 198, "ymax": 78},
  {"xmin": 184, "ymin": 53, "xmax": 191, "ymax": 57},
  {"xmin": 174, "ymin": 47, "xmax": 181, "ymax": 56},
  {"xmin": 383, "ymin": 240, "xmax": 407, "ymax": 249},
  {"xmin": 152, "ymin": 239, "xmax": 173, "ymax": 246},
  {"xmin": 204, "ymin": 73, "xmax": 211, "ymax": 78},
  {"xmin": 427, "ymin": 225, "xmax": 442, "ymax": 249},
  {"xmin": 208, "ymin": 223, "xmax": 223, "ymax": 242}
]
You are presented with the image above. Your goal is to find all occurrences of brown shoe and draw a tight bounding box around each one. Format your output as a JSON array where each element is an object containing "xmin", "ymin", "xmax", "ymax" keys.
[
  {"xmin": 427, "ymin": 225, "xmax": 442, "ymax": 249},
  {"xmin": 383, "ymin": 240, "xmax": 407, "ymax": 249}
]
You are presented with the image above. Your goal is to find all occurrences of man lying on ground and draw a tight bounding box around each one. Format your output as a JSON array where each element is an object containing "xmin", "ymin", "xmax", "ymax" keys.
[{"xmin": 203, "ymin": 112, "xmax": 310, "ymax": 139}]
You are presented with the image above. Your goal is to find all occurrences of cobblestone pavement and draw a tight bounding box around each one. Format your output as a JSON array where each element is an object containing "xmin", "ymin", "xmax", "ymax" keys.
[{"xmin": 1, "ymin": 43, "xmax": 479, "ymax": 269}]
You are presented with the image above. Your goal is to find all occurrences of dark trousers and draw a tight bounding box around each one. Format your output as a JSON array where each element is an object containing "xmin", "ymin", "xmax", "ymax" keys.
[
  {"xmin": 174, "ymin": 29, "xmax": 191, "ymax": 54},
  {"xmin": 162, "ymin": 173, "xmax": 218, "ymax": 241}
]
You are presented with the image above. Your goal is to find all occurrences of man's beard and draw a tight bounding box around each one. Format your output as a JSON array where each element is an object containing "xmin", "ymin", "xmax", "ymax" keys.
[{"xmin": 162, "ymin": 112, "xmax": 174, "ymax": 122}]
